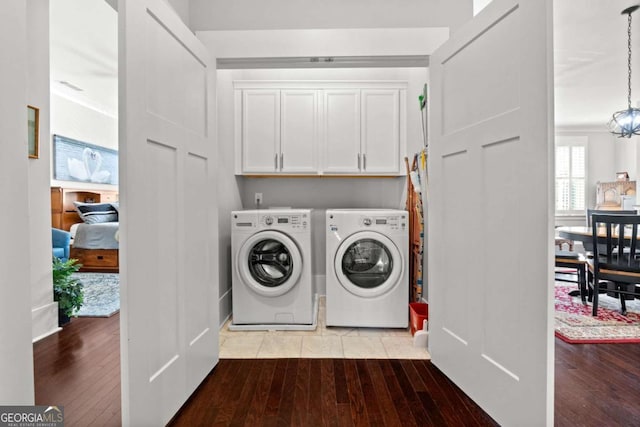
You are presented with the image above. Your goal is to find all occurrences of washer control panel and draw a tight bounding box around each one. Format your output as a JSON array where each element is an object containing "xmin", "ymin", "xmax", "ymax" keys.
[
  {"xmin": 261, "ymin": 213, "xmax": 308, "ymax": 229},
  {"xmin": 361, "ymin": 215, "xmax": 407, "ymax": 230}
]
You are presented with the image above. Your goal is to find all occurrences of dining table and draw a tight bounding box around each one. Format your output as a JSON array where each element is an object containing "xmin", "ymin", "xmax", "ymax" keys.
[{"xmin": 557, "ymin": 225, "xmax": 640, "ymax": 246}]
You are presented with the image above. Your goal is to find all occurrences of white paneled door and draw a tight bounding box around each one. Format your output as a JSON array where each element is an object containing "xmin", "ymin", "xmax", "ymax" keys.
[
  {"xmin": 429, "ymin": 0, "xmax": 554, "ymax": 425},
  {"xmin": 0, "ymin": 0, "xmax": 34, "ymax": 404},
  {"xmin": 119, "ymin": 1, "xmax": 218, "ymax": 425}
]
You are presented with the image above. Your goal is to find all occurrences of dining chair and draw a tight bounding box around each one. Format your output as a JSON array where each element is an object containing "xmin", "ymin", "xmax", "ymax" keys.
[
  {"xmin": 584, "ymin": 209, "xmax": 637, "ymax": 254},
  {"xmin": 554, "ymin": 225, "xmax": 588, "ymax": 296},
  {"xmin": 555, "ymin": 250, "xmax": 587, "ymax": 302},
  {"xmin": 588, "ymin": 213, "xmax": 640, "ymax": 316}
]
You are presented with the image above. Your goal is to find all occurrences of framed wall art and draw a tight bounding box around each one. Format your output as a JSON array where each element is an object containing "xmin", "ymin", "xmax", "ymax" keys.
[
  {"xmin": 53, "ymin": 134, "xmax": 119, "ymax": 185},
  {"xmin": 28, "ymin": 105, "xmax": 39, "ymax": 159}
]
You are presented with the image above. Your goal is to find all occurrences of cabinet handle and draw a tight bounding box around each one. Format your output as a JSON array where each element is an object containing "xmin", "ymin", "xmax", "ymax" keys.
[
  {"xmin": 357, "ymin": 153, "xmax": 361, "ymax": 170},
  {"xmin": 274, "ymin": 153, "xmax": 278, "ymax": 170},
  {"xmin": 280, "ymin": 153, "xmax": 284, "ymax": 170},
  {"xmin": 363, "ymin": 153, "xmax": 367, "ymax": 171}
]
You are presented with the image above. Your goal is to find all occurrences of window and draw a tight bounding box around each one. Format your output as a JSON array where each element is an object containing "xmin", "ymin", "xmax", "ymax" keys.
[{"xmin": 555, "ymin": 137, "xmax": 586, "ymax": 214}]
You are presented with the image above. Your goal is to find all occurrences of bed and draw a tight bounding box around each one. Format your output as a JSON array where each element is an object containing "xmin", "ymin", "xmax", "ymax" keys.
[
  {"xmin": 71, "ymin": 222, "xmax": 119, "ymax": 250},
  {"xmin": 51, "ymin": 187, "xmax": 119, "ymax": 272},
  {"xmin": 70, "ymin": 222, "xmax": 119, "ymax": 272}
]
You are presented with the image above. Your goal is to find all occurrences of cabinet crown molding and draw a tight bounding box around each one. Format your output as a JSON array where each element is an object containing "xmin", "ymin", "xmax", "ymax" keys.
[{"xmin": 233, "ymin": 80, "xmax": 409, "ymax": 90}]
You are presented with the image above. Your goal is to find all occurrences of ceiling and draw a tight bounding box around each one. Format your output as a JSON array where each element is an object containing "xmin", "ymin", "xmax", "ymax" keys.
[
  {"xmin": 49, "ymin": 0, "xmax": 640, "ymax": 129},
  {"xmin": 49, "ymin": 0, "xmax": 117, "ymax": 117},
  {"xmin": 554, "ymin": 0, "xmax": 640, "ymax": 130}
]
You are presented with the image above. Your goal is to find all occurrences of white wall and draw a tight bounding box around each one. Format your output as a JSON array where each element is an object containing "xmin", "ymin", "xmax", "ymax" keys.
[
  {"xmin": 51, "ymin": 95, "xmax": 118, "ymax": 150},
  {"xmin": 215, "ymin": 71, "xmax": 244, "ymax": 326},
  {"xmin": 190, "ymin": 0, "xmax": 473, "ymax": 33},
  {"xmin": 0, "ymin": 0, "xmax": 35, "ymax": 404},
  {"xmin": 28, "ymin": 0, "xmax": 59, "ymax": 342},
  {"xmin": 50, "ymin": 94, "xmax": 118, "ymax": 191},
  {"xmin": 616, "ymin": 136, "xmax": 637, "ymax": 180},
  {"xmin": 206, "ymin": 28, "xmax": 449, "ymax": 59},
  {"xmin": 164, "ymin": 0, "xmax": 189, "ymax": 28}
]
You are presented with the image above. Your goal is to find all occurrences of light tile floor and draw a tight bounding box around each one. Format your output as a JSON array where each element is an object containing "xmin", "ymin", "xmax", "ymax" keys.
[{"xmin": 219, "ymin": 297, "xmax": 430, "ymax": 360}]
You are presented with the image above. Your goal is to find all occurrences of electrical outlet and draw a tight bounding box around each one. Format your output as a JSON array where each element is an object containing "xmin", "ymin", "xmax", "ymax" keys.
[{"xmin": 255, "ymin": 193, "xmax": 263, "ymax": 205}]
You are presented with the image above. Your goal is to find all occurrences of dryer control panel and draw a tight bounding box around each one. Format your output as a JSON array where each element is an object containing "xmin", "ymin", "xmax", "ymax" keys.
[{"xmin": 261, "ymin": 213, "xmax": 308, "ymax": 229}]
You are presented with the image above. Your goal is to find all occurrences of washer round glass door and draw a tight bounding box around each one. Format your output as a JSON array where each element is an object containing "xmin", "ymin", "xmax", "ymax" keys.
[
  {"xmin": 237, "ymin": 230, "xmax": 303, "ymax": 297},
  {"xmin": 334, "ymin": 231, "xmax": 403, "ymax": 298}
]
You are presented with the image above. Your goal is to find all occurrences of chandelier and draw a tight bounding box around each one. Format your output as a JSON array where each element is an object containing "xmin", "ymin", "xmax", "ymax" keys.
[{"xmin": 608, "ymin": 5, "xmax": 640, "ymax": 138}]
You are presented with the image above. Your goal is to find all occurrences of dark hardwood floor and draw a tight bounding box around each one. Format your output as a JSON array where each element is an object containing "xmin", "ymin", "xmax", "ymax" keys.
[
  {"xmin": 169, "ymin": 358, "xmax": 498, "ymax": 426},
  {"xmin": 34, "ymin": 314, "xmax": 121, "ymax": 427},
  {"xmin": 33, "ymin": 313, "xmax": 640, "ymax": 426},
  {"xmin": 555, "ymin": 339, "xmax": 640, "ymax": 426}
]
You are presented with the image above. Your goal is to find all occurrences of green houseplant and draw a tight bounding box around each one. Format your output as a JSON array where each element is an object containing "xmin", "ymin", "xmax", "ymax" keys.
[{"xmin": 52, "ymin": 257, "xmax": 83, "ymax": 326}]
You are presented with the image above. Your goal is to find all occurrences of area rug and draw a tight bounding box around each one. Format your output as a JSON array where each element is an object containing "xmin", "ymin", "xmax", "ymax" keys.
[
  {"xmin": 555, "ymin": 282, "xmax": 640, "ymax": 344},
  {"xmin": 72, "ymin": 273, "xmax": 120, "ymax": 317}
]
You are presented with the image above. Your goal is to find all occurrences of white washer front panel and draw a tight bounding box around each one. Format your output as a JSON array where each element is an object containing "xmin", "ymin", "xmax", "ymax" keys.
[
  {"xmin": 237, "ymin": 230, "xmax": 303, "ymax": 297},
  {"xmin": 334, "ymin": 231, "xmax": 402, "ymax": 298}
]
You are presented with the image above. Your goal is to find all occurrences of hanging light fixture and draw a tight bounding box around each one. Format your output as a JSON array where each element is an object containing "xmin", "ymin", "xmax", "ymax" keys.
[{"xmin": 608, "ymin": 5, "xmax": 640, "ymax": 138}]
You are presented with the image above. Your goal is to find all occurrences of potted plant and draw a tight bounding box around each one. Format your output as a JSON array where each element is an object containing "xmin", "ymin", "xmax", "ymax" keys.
[{"xmin": 52, "ymin": 257, "xmax": 84, "ymax": 326}]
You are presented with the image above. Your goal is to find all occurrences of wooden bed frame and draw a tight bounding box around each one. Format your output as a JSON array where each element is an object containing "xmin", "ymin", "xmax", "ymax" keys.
[{"xmin": 51, "ymin": 186, "xmax": 119, "ymax": 273}]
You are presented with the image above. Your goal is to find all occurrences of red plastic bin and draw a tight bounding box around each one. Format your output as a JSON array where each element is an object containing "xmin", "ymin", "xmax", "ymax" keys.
[{"xmin": 409, "ymin": 302, "xmax": 429, "ymax": 336}]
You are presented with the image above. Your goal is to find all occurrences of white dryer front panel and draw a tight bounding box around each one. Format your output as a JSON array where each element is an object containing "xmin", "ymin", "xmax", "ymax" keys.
[
  {"xmin": 237, "ymin": 230, "xmax": 303, "ymax": 297},
  {"xmin": 334, "ymin": 231, "xmax": 403, "ymax": 298}
]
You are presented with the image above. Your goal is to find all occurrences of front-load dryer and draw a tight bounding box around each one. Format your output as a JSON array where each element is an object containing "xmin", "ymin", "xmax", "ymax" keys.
[
  {"xmin": 326, "ymin": 209, "xmax": 408, "ymax": 328},
  {"xmin": 232, "ymin": 209, "xmax": 313, "ymax": 325}
]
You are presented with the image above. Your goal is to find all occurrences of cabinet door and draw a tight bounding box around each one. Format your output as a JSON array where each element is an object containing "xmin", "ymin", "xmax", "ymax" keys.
[
  {"xmin": 322, "ymin": 90, "xmax": 361, "ymax": 173},
  {"xmin": 361, "ymin": 89, "xmax": 400, "ymax": 174},
  {"xmin": 241, "ymin": 90, "xmax": 280, "ymax": 173},
  {"xmin": 281, "ymin": 90, "xmax": 318, "ymax": 173}
]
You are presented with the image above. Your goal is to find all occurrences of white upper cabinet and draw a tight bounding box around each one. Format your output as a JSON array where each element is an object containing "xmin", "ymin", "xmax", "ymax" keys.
[
  {"xmin": 361, "ymin": 89, "xmax": 400, "ymax": 174},
  {"xmin": 323, "ymin": 90, "xmax": 361, "ymax": 174},
  {"xmin": 322, "ymin": 88, "xmax": 401, "ymax": 175},
  {"xmin": 235, "ymin": 81, "xmax": 406, "ymax": 176},
  {"xmin": 281, "ymin": 90, "xmax": 318, "ymax": 173},
  {"xmin": 240, "ymin": 89, "xmax": 281, "ymax": 173}
]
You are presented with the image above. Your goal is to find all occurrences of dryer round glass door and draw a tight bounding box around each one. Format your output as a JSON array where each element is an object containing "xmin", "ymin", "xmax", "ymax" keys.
[
  {"xmin": 334, "ymin": 231, "xmax": 403, "ymax": 298},
  {"xmin": 237, "ymin": 230, "xmax": 303, "ymax": 297}
]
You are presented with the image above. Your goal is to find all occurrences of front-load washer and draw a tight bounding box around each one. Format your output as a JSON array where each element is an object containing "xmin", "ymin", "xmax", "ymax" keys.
[
  {"xmin": 231, "ymin": 209, "xmax": 314, "ymax": 325},
  {"xmin": 326, "ymin": 209, "xmax": 409, "ymax": 328}
]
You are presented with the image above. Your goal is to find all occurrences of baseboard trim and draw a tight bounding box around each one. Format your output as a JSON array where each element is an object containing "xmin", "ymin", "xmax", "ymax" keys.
[
  {"xmin": 32, "ymin": 327, "xmax": 62, "ymax": 343},
  {"xmin": 32, "ymin": 302, "xmax": 59, "ymax": 342},
  {"xmin": 219, "ymin": 287, "xmax": 232, "ymax": 328}
]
